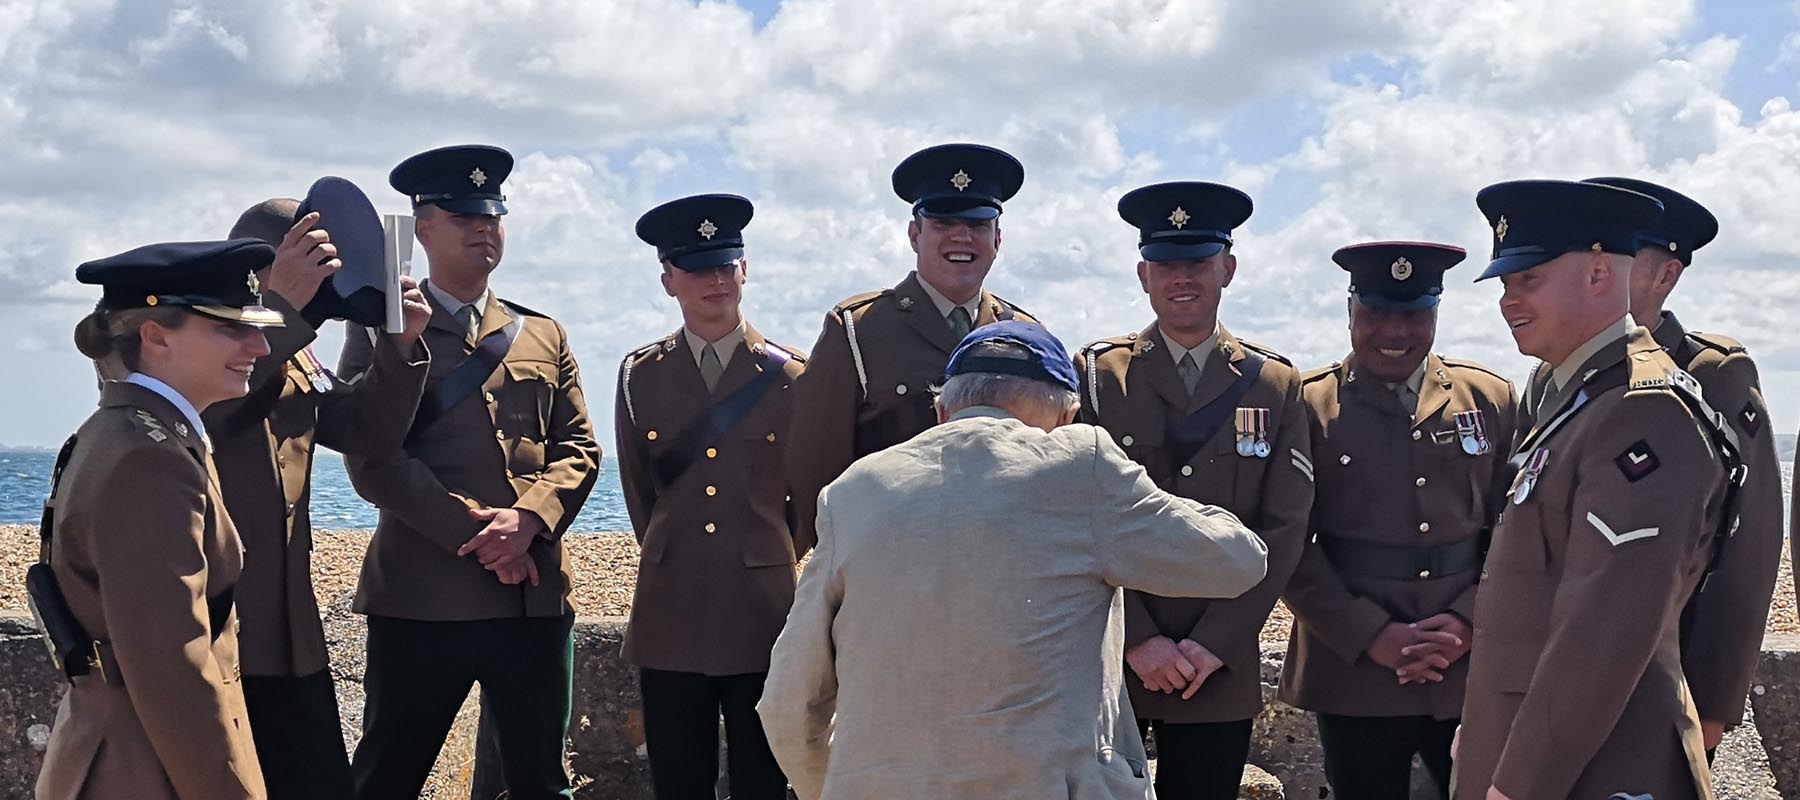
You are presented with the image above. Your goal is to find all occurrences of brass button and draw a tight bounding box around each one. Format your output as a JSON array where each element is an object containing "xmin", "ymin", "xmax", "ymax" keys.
[
  {"xmin": 766, "ymin": 433, "xmax": 777, "ymax": 443},
  {"xmin": 484, "ymin": 392, "xmax": 495, "ymax": 403},
  {"xmin": 1121, "ymin": 435, "xmax": 1135, "ymax": 446},
  {"xmin": 1419, "ymin": 522, "xmax": 1431, "ymax": 533},
  {"xmin": 506, "ymin": 469, "xmax": 515, "ymax": 479},
  {"xmin": 285, "ymin": 503, "xmax": 296, "ymax": 516},
  {"xmin": 1411, "ymin": 430, "xmax": 1422, "ymax": 441},
  {"xmin": 1180, "ymin": 465, "xmax": 1194, "ymax": 477},
  {"xmin": 495, "ymin": 430, "xmax": 505, "ymax": 440},
  {"xmin": 706, "ymin": 448, "xmax": 718, "ymax": 459},
  {"xmin": 1415, "ymin": 477, "xmax": 1427, "ymax": 487},
  {"xmin": 1418, "ymin": 569, "xmax": 1432, "ymax": 579},
  {"xmin": 704, "ymin": 523, "xmax": 717, "ymax": 534},
  {"xmin": 647, "ymin": 430, "xmax": 658, "ymax": 441},
  {"xmin": 895, "ymin": 384, "xmax": 908, "ymax": 396},
  {"xmin": 706, "ymin": 485, "xmax": 717, "ymax": 497}
]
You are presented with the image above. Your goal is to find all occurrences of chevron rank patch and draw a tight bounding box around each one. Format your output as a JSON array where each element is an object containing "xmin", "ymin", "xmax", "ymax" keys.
[
  {"xmin": 1614, "ymin": 439, "xmax": 1661, "ymax": 483},
  {"xmin": 1740, "ymin": 401, "xmax": 1763, "ymax": 438}
]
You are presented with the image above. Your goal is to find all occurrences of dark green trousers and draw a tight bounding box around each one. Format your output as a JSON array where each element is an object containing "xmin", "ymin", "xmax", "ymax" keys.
[{"xmin": 350, "ymin": 614, "xmax": 575, "ymax": 800}]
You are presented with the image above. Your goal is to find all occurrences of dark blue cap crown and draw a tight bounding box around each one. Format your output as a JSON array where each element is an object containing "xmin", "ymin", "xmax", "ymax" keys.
[
  {"xmin": 1118, "ymin": 182, "xmax": 1253, "ymax": 262},
  {"xmin": 892, "ymin": 143, "xmax": 1024, "ymax": 221},
  {"xmin": 76, "ymin": 239, "xmax": 284, "ymax": 326},
  {"xmin": 390, "ymin": 144, "xmax": 513, "ymax": 216},
  {"xmin": 1474, "ymin": 180, "xmax": 1664, "ymax": 281},
  {"xmin": 296, "ymin": 176, "xmax": 389, "ymax": 327},
  {"xmin": 945, "ymin": 321, "xmax": 1079, "ymax": 393},
  {"xmin": 1583, "ymin": 177, "xmax": 1717, "ymax": 266},
  {"xmin": 636, "ymin": 194, "xmax": 754, "ymax": 271},
  {"xmin": 1333, "ymin": 241, "xmax": 1466, "ymax": 311}
]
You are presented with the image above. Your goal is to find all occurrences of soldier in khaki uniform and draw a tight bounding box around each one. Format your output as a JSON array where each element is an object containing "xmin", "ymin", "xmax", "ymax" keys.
[
  {"xmin": 1455, "ymin": 180, "xmax": 1738, "ymax": 800},
  {"xmin": 1277, "ymin": 242, "xmax": 1516, "ymax": 799},
  {"xmin": 203, "ymin": 196, "xmax": 432, "ymax": 799},
  {"xmin": 1584, "ymin": 177, "xmax": 1781, "ymax": 754},
  {"xmin": 38, "ymin": 240, "xmax": 287, "ymax": 800},
  {"xmin": 786, "ymin": 143, "xmax": 1037, "ymax": 553},
  {"xmin": 340, "ymin": 145, "xmax": 600, "ymax": 800},
  {"xmin": 1075, "ymin": 181, "xmax": 1312, "ymax": 799},
  {"xmin": 617, "ymin": 194, "xmax": 802, "ymax": 799}
]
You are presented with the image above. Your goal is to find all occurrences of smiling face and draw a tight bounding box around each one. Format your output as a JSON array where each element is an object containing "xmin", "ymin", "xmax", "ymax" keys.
[
  {"xmin": 1137, "ymin": 252, "xmax": 1236, "ymax": 346},
  {"xmin": 661, "ymin": 258, "xmax": 747, "ymax": 333},
  {"xmin": 1348, "ymin": 298, "xmax": 1437, "ymax": 383},
  {"xmin": 138, "ymin": 313, "xmax": 272, "ymax": 411},
  {"xmin": 909, "ymin": 214, "xmax": 1000, "ymax": 304},
  {"xmin": 1497, "ymin": 250, "xmax": 1624, "ymax": 365},
  {"xmin": 416, "ymin": 205, "xmax": 506, "ymax": 281}
]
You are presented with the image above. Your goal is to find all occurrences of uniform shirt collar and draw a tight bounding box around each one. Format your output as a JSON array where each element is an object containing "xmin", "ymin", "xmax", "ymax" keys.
[
  {"xmin": 1551, "ymin": 314, "xmax": 1636, "ymax": 393},
  {"xmin": 123, "ymin": 372, "xmax": 209, "ymax": 451},
  {"xmin": 1160, "ymin": 325, "xmax": 1220, "ymax": 371},
  {"xmin": 916, "ymin": 274, "xmax": 982, "ymax": 320},
  {"xmin": 1385, "ymin": 358, "xmax": 1428, "ymax": 398},
  {"xmin": 424, "ymin": 278, "xmax": 491, "ymax": 317},
  {"xmin": 683, "ymin": 320, "xmax": 747, "ymax": 370}
]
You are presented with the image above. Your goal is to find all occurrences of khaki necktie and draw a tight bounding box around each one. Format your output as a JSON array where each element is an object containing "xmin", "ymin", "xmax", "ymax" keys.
[
  {"xmin": 948, "ymin": 306, "xmax": 973, "ymax": 342},
  {"xmin": 1393, "ymin": 383, "xmax": 1419, "ymax": 415},
  {"xmin": 1537, "ymin": 377, "xmax": 1562, "ymax": 418},
  {"xmin": 460, "ymin": 305, "xmax": 480, "ymax": 344},
  {"xmin": 1178, "ymin": 352, "xmax": 1202, "ymax": 395},
  {"xmin": 700, "ymin": 343, "xmax": 724, "ymax": 392}
]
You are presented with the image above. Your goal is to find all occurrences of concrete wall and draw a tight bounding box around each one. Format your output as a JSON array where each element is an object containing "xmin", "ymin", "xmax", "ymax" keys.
[{"xmin": 0, "ymin": 615, "xmax": 1790, "ymax": 799}]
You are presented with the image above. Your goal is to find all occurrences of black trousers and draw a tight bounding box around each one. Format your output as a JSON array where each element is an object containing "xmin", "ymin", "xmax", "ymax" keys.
[
  {"xmin": 1137, "ymin": 718, "xmax": 1254, "ymax": 800},
  {"xmin": 242, "ymin": 669, "xmax": 353, "ymax": 800},
  {"xmin": 1316, "ymin": 713, "xmax": 1458, "ymax": 800},
  {"xmin": 350, "ymin": 614, "xmax": 575, "ymax": 800},
  {"xmin": 639, "ymin": 668, "xmax": 788, "ymax": 800}
]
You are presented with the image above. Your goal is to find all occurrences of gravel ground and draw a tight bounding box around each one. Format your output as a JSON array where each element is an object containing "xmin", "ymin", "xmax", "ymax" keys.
[{"xmin": 5, "ymin": 523, "xmax": 1792, "ymax": 641}]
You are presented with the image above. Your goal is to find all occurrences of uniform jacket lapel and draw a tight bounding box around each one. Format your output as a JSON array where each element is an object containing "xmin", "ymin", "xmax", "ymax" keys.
[
  {"xmin": 1539, "ymin": 333, "xmax": 1633, "ymax": 426},
  {"xmin": 1340, "ymin": 356, "xmax": 1409, "ymax": 419},
  {"xmin": 1413, "ymin": 354, "xmax": 1454, "ymax": 428},
  {"xmin": 1134, "ymin": 324, "xmax": 1192, "ymax": 411},
  {"xmin": 1188, "ymin": 326, "xmax": 1246, "ymax": 415},
  {"xmin": 708, "ymin": 324, "xmax": 768, "ymax": 399},
  {"xmin": 895, "ymin": 272, "xmax": 961, "ymax": 354},
  {"xmin": 422, "ymin": 285, "xmax": 469, "ymax": 351},
  {"xmin": 475, "ymin": 293, "xmax": 513, "ymax": 343}
]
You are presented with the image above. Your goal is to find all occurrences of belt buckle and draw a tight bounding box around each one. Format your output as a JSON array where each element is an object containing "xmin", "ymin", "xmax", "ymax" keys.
[{"xmin": 90, "ymin": 641, "xmax": 108, "ymax": 685}]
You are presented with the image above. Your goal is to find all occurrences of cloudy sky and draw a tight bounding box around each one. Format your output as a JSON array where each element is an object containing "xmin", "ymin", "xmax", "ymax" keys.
[{"xmin": 4, "ymin": 0, "xmax": 1799, "ymax": 448}]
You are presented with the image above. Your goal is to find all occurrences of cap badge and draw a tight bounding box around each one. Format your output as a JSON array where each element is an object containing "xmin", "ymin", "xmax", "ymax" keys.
[
  {"xmin": 1668, "ymin": 240, "xmax": 1679, "ymax": 252},
  {"xmin": 1168, "ymin": 206, "xmax": 1191, "ymax": 229},
  {"xmin": 469, "ymin": 167, "xmax": 488, "ymax": 188},
  {"xmin": 897, "ymin": 296, "xmax": 915, "ymax": 310},
  {"xmin": 246, "ymin": 271, "xmax": 262, "ymax": 301},
  {"xmin": 1391, "ymin": 257, "xmax": 1413, "ymax": 281},
  {"xmin": 697, "ymin": 219, "xmax": 718, "ymax": 241},
  {"xmin": 1495, "ymin": 215, "xmax": 1509, "ymax": 242},
  {"xmin": 950, "ymin": 170, "xmax": 972, "ymax": 191}
]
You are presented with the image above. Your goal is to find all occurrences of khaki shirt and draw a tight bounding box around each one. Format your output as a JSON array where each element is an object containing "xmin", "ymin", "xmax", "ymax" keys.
[
  {"xmin": 339, "ymin": 289, "xmax": 600, "ymax": 621},
  {"xmin": 1277, "ymin": 353, "xmax": 1516, "ymax": 720},
  {"xmin": 785, "ymin": 271, "xmax": 1036, "ymax": 554},
  {"xmin": 204, "ymin": 294, "xmax": 428, "ymax": 677},
  {"xmin": 615, "ymin": 323, "xmax": 806, "ymax": 675},
  {"xmin": 1075, "ymin": 323, "xmax": 1313, "ymax": 723},
  {"xmin": 1456, "ymin": 327, "xmax": 1722, "ymax": 800},
  {"xmin": 37, "ymin": 382, "xmax": 265, "ymax": 800}
]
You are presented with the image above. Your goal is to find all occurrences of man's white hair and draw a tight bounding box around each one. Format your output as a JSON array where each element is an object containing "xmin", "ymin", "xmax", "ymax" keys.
[{"xmin": 935, "ymin": 341, "xmax": 1078, "ymax": 420}]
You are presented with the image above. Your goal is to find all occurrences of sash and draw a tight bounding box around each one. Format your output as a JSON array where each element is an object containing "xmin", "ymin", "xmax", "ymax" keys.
[
  {"xmin": 408, "ymin": 314, "xmax": 525, "ymax": 441},
  {"xmin": 1167, "ymin": 350, "xmax": 1266, "ymax": 466},
  {"xmin": 651, "ymin": 347, "xmax": 793, "ymax": 489}
]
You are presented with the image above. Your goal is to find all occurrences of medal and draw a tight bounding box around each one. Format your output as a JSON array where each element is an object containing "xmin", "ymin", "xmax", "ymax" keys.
[
  {"xmin": 1235, "ymin": 408, "xmax": 1271, "ymax": 458},
  {"xmin": 1511, "ymin": 448, "xmax": 1550, "ymax": 504},
  {"xmin": 294, "ymin": 347, "xmax": 335, "ymax": 393},
  {"xmin": 1234, "ymin": 408, "xmax": 1255, "ymax": 456},
  {"xmin": 1253, "ymin": 408, "xmax": 1271, "ymax": 458},
  {"xmin": 1455, "ymin": 410, "xmax": 1490, "ymax": 455}
]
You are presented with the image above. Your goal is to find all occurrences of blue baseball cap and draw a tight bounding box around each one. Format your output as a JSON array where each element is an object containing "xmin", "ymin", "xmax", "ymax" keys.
[{"xmin": 945, "ymin": 321, "xmax": 1078, "ymax": 393}]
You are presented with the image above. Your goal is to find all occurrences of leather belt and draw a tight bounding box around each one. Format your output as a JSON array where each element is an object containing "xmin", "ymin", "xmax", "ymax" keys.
[{"xmin": 1318, "ymin": 534, "xmax": 1482, "ymax": 581}]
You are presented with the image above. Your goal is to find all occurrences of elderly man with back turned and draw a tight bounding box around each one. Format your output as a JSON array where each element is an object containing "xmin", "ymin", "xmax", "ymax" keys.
[{"xmin": 758, "ymin": 321, "xmax": 1269, "ymax": 800}]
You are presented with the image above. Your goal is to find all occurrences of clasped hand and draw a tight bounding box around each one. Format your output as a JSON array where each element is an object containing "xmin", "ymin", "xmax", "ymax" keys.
[{"xmin": 457, "ymin": 507, "xmax": 545, "ymax": 586}]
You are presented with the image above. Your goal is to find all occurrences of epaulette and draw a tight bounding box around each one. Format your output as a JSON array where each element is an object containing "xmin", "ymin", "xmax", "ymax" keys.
[
  {"xmin": 129, "ymin": 408, "xmax": 176, "ymax": 444},
  {"xmin": 1684, "ymin": 330, "xmax": 1747, "ymax": 356},
  {"xmin": 1077, "ymin": 337, "xmax": 1137, "ymax": 414},
  {"xmin": 992, "ymin": 293, "xmax": 1036, "ymax": 321},
  {"xmin": 1300, "ymin": 362, "xmax": 1340, "ymax": 385},
  {"xmin": 1439, "ymin": 356, "xmax": 1513, "ymax": 384},
  {"xmin": 500, "ymin": 298, "xmax": 550, "ymax": 319},
  {"xmin": 1236, "ymin": 339, "xmax": 1293, "ymax": 367},
  {"xmin": 832, "ymin": 289, "xmax": 889, "ymax": 316},
  {"xmin": 618, "ymin": 336, "xmax": 674, "ymax": 427}
]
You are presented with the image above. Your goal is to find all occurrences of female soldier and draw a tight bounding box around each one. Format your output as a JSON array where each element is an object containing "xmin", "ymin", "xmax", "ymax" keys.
[{"xmin": 35, "ymin": 240, "xmax": 284, "ymax": 800}]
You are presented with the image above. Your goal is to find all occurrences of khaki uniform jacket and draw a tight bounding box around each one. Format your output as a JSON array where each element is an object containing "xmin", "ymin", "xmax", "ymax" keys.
[
  {"xmin": 785, "ymin": 271, "xmax": 1036, "ymax": 555},
  {"xmin": 759, "ymin": 410, "xmax": 1269, "ymax": 800},
  {"xmin": 1520, "ymin": 310, "xmax": 1783, "ymax": 727},
  {"xmin": 204, "ymin": 295, "xmax": 428, "ymax": 677},
  {"xmin": 37, "ymin": 382, "xmax": 265, "ymax": 800},
  {"xmin": 615, "ymin": 324, "xmax": 806, "ymax": 676},
  {"xmin": 1074, "ymin": 324, "xmax": 1313, "ymax": 723},
  {"xmin": 1455, "ymin": 328, "xmax": 1724, "ymax": 800},
  {"xmin": 339, "ymin": 290, "xmax": 600, "ymax": 621},
  {"xmin": 1277, "ymin": 354, "xmax": 1516, "ymax": 720}
]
